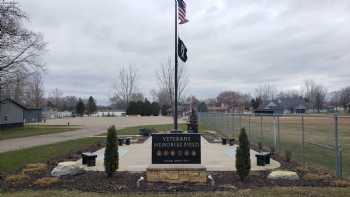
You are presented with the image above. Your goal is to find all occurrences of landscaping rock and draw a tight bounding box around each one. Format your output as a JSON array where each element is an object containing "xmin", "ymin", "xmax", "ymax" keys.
[
  {"xmin": 267, "ymin": 170, "xmax": 299, "ymax": 181},
  {"xmin": 51, "ymin": 161, "xmax": 84, "ymax": 177}
]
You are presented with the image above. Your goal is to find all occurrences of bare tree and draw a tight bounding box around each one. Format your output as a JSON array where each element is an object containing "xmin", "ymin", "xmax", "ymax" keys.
[
  {"xmin": 129, "ymin": 92, "xmax": 144, "ymax": 102},
  {"xmin": 217, "ymin": 91, "xmax": 250, "ymax": 112},
  {"xmin": 340, "ymin": 87, "xmax": 350, "ymax": 113},
  {"xmin": 62, "ymin": 96, "xmax": 78, "ymax": 111},
  {"xmin": 329, "ymin": 90, "xmax": 342, "ymax": 111},
  {"xmin": 0, "ymin": 1, "xmax": 46, "ymax": 99},
  {"xmin": 314, "ymin": 86, "xmax": 327, "ymax": 113},
  {"xmin": 156, "ymin": 59, "xmax": 188, "ymax": 111},
  {"xmin": 111, "ymin": 65, "xmax": 137, "ymax": 110},
  {"xmin": 151, "ymin": 88, "xmax": 172, "ymax": 108},
  {"xmin": 303, "ymin": 80, "xmax": 317, "ymax": 111},
  {"xmin": 0, "ymin": 70, "xmax": 26, "ymax": 102},
  {"xmin": 303, "ymin": 80, "xmax": 327, "ymax": 112},
  {"xmin": 48, "ymin": 88, "xmax": 63, "ymax": 110},
  {"xmin": 255, "ymin": 84, "xmax": 277, "ymax": 103},
  {"xmin": 14, "ymin": 72, "xmax": 25, "ymax": 101},
  {"xmin": 26, "ymin": 72, "xmax": 44, "ymax": 107}
]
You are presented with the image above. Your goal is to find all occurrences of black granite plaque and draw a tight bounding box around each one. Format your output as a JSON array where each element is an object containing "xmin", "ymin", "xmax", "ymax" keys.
[{"xmin": 152, "ymin": 133, "xmax": 201, "ymax": 164}]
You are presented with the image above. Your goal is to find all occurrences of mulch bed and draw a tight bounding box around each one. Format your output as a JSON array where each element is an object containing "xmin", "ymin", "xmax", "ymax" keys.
[
  {"xmin": 0, "ymin": 135, "xmax": 347, "ymax": 193},
  {"xmin": 0, "ymin": 170, "xmax": 342, "ymax": 193},
  {"xmin": 201, "ymin": 132, "xmax": 223, "ymax": 143}
]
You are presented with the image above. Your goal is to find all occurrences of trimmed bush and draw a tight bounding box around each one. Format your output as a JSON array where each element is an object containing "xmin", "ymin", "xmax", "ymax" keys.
[
  {"xmin": 258, "ymin": 142, "xmax": 263, "ymax": 152},
  {"xmin": 126, "ymin": 100, "xmax": 160, "ymax": 116},
  {"xmin": 285, "ymin": 150, "xmax": 292, "ymax": 162},
  {"xmin": 139, "ymin": 128, "xmax": 156, "ymax": 137},
  {"xmin": 151, "ymin": 102, "xmax": 160, "ymax": 116},
  {"xmin": 236, "ymin": 128, "xmax": 251, "ymax": 181},
  {"xmin": 189, "ymin": 108, "xmax": 198, "ymax": 133},
  {"xmin": 161, "ymin": 105, "xmax": 170, "ymax": 116},
  {"xmin": 104, "ymin": 126, "xmax": 119, "ymax": 177}
]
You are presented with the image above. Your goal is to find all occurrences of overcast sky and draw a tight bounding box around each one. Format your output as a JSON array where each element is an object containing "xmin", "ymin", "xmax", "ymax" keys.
[{"xmin": 18, "ymin": 0, "xmax": 350, "ymax": 105}]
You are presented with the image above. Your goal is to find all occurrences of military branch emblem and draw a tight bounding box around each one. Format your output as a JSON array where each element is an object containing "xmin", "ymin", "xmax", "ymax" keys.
[{"xmin": 178, "ymin": 38, "xmax": 188, "ymax": 62}]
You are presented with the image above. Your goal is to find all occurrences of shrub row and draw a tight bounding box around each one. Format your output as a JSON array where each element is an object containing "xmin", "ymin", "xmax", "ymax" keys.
[{"xmin": 126, "ymin": 100, "xmax": 160, "ymax": 116}]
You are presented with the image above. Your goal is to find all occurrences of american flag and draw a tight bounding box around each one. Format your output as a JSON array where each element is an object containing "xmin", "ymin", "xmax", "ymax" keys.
[{"xmin": 177, "ymin": 0, "xmax": 189, "ymax": 24}]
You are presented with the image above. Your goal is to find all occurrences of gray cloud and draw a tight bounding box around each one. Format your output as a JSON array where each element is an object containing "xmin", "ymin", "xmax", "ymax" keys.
[{"xmin": 18, "ymin": 0, "xmax": 350, "ymax": 104}]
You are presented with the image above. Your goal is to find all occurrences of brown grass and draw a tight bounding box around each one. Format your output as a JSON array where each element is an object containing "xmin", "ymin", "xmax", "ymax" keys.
[
  {"xmin": 303, "ymin": 173, "xmax": 332, "ymax": 182},
  {"xmin": 33, "ymin": 177, "xmax": 61, "ymax": 187},
  {"xmin": 22, "ymin": 163, "xmax": 48, "ymax": 175},
  {"xmin": 5, "ymin": 174, "xmax": 30, "ymax": 185},
  {"xmin": 334, "ymin": 180, "xmax": 350, "ymax": 187}
]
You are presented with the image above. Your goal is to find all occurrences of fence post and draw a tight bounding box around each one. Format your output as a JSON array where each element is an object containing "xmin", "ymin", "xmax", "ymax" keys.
[
  {"xmin": 260, "ymin": 115, "xmax": 263, "ymax": 142},
  {"xmin": 215, "ymin": 112, "xmax": 218, "ymax": 132},
  {"xmin": 334, "ymin": 114, "xmax": 342, "ymax": 178},
  {"xmin": 277, "ymin": 115, "xmax": 280, "ymax": 153},
  {"xmin": 226, "ymin": 113, "xmax": 230, "ymax": 136},
  {"xmin": 223, "ymin": 113, "xmax": 227, "ymax": 134},
  {"xmin": 273, "ymin": 115, "xmax": 277, "ymax": 151},
  {"xmin": 232, "ymin": 113, "xmax": 235, "ymax": 138},
  {"xmin": 301, "ymin": 115, "xmax": 305, "ymax": 164},
  {"xmin": 248, "ymin": 114, "xmax": 251, "ymax": 139},
  {"xmin": 239, "ymin": 114, "xmax": 242, "ymax": 130}
]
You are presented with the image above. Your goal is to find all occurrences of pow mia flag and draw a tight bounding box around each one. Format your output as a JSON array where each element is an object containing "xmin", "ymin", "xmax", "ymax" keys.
[{"xmin": 178, "ymin": 38, "xmax": 188, "ymax": 62}]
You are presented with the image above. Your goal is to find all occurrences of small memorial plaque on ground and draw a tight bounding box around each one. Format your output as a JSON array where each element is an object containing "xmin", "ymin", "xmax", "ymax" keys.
[{"xmin": 152, "ymin": 133, "xmax": 201, "ymax": 164}]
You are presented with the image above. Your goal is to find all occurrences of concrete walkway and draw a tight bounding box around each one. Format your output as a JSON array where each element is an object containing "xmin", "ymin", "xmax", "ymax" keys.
[
  {"xmin": 81, "ymin": 137, "xmax": 280, "ymax": 172},
  {"xmin": 0, "ymin": 116, "xmax": 174, "ymax": 153}
]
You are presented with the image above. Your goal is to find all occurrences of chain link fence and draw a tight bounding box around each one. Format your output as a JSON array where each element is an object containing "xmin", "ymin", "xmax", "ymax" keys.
[{"xmin": 199, "ymin": 112, "xmax": 349, "ymax": 178}]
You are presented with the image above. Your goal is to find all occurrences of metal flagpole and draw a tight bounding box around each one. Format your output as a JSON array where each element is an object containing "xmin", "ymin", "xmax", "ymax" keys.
[{"xmin": 174, "ymin": 0, "xmax": 179, "ymax": 131}]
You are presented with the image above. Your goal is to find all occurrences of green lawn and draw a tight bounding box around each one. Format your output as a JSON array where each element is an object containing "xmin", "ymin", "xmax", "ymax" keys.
[
  {"xmin": 0, "ymin": 123, "xmax": 192, "ymax": 174},
  {"xmin": 0, "ymin": 125, "xmax": 81, "ymax": 140},
  {"xmin": 0, "ymin": 137, "xmax": 105, "ymax": 174},
  {"xmin": 1, "ymin": 188, "xmax": 350, "ymax": 197}
]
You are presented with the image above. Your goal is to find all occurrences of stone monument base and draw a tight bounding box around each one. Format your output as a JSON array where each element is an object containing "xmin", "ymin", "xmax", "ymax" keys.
[{"xmin": 146, "ymin": 164, "xmax": 207, "ymax": 184}]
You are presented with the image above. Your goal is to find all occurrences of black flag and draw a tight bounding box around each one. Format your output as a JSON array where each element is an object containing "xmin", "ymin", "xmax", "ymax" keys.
[{"xmin": 178, "ymin": 38, "xmax": 188, "ymax": 62}]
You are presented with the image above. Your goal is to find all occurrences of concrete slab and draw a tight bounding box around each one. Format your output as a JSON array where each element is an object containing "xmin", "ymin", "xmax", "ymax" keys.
[{"xmin": 78, "ymin": 137, "xmax": 280, "ymax": 172}]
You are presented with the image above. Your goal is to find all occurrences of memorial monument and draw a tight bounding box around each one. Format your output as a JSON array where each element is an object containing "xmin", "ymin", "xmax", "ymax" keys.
[
  {"xmin": 146, "ymin": 0, "xmax": 207, "ymax": 184},
  {"xmin": 146, "ymin": 133, "xmax": 207, "ymax": 183}
]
